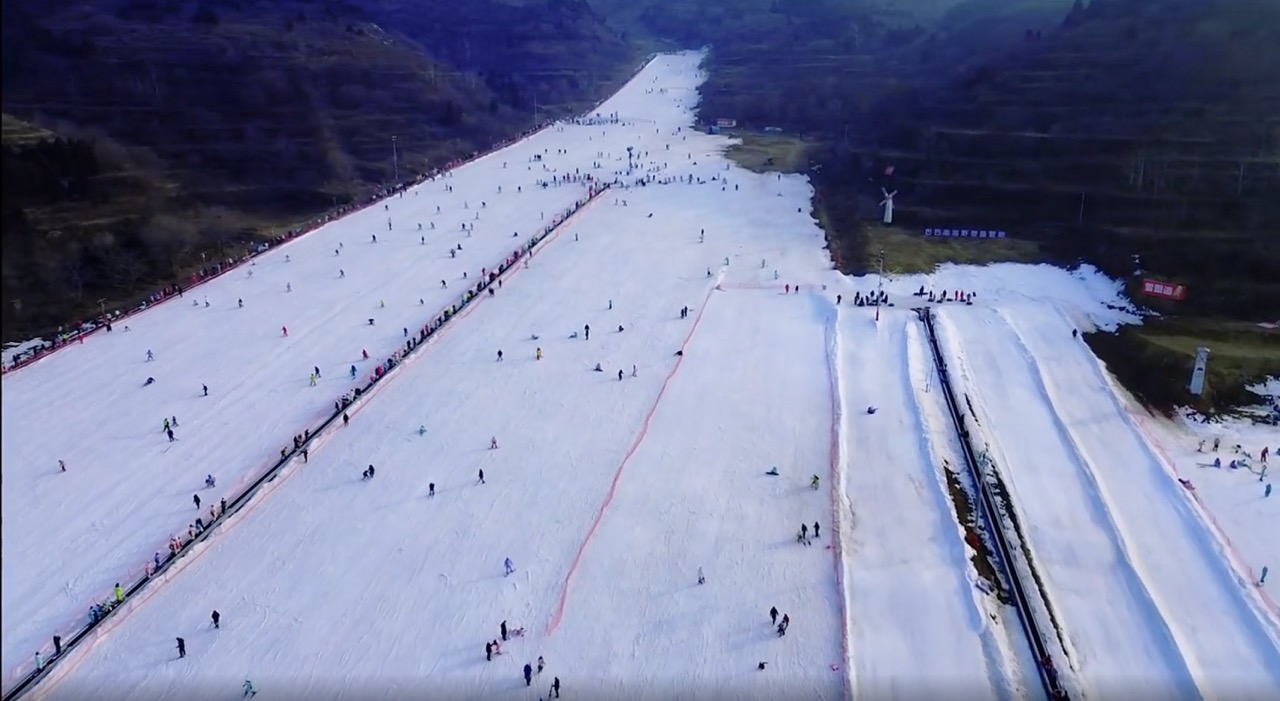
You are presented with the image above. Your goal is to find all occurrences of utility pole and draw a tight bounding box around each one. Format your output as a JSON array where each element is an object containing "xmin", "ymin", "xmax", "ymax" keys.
[
  {"xmin": 874, "ymin": 249, "xmax": 885, "ymax": 323},
  {"xmin": 392, "ymin": 135, "xmax": 399, "ymax": 184},
  {"xmin": 533, "ymin": 95, "xmax": 539, "ymax": 127}
]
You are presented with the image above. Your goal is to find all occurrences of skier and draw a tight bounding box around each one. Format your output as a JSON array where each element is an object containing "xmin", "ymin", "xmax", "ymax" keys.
[
  {"xmin": 501, "ymin": 620, "xmax": 508, "ymax": 640},
  {"xmin": 631, "ymin": 364, "xmax": 638, "ymax": 378},
  {"xmin": 144, "ymin": 376, "xmax": 156, "ymax": 387},
  {"xmin": 811, "ymin": 475, "xmax": 820, "ymax": 490},
  {"xmin": 504, "ymin": 557, "xmax": 514, "ymax": 576},
  {"xmin": 536, "ymin": 347, "xmax": 543, "ymax": 360},
  {"xmin": 176, "ymin": 637, "xmax": 186, "ymax": 658},
  {"xmin": 552, "ymin": 676, "xmax": 561, "ymax": 698},
  {"xmin": 282, "ymin": 326, "xmax": 288, "ymax": 337},
  {"xmin": 524, "ymin": 662, "xmax": 534, "ymax": 686},
  {"xmin": 537, "ymin": 656, "xmax": 545, "ymax": 674},
  {"xmin": 243, "ymin": 680, "xmax": 256, "ymax": 697},
  {"xmin": 697, "ymin": 566, "xmax": 706, "ymax": 585},
  {"xmin": 813, "ymin": 521, "xmax": 821, "ymax": 539},
  {"xmin": 418, "ymin": 424, "xmax": 427, "ymax": 436},
  {"xmin": 343, "ymin": 412, "xmax": 350, "ymax": 427},
  {"xmin": 770, "ymin": 606, "xmax": 779, "ymax": 625},
  {"xmin": 497, "ymin": 350, "xmax": 504, "ymax": 362},
  {"xmin": 618, "ymin": 369, "xmax": 624, "ymax": 381},
  {"xmin": 205, "ymin": 474, "xmax": 216, "ymax": 488},
  {"xmin": 211, "ymin": 610, "xmax": 221, "ymax": 629},
  {"xmin": 146, "ymin": 349, "xmax": 155, "ymax": 361},
  {"xmin": 238, "ymin": 299, "xmax": 243, "ymax": 308},
  {"xmin": 350, "ymin": 365, "xmax": 358, "ymax": 379},
  {"xmin": 490, "ymin": 436, "xmax": 499, "ymax": 449},
  {"xmin": 59, "ymin": 459, "xmax": 66, "ymax": 472},
  {"xmin": 486, "ymin": 641, "xmax": 493, "ymax": 661},
  {"xmin": 584, "ymin": 324, "xmax": 590, "ymax": 340},
  {"xmin": 203, "ymin": 384, "xmax": 208, "ymax": 396},
  {"xmin": 193, "ymin": 494, "xmax": 201, "ymax": 509},
  {"xmin": 428, "ymin": 483, "xmax": 435, "ymax": 498},
  {"xmin": 167, "ymin": 427, "xmax": 176, "ymax": 442},
  {"xmin": 478, "ymin": 468, "xmax": 486, "ymax": 484}
]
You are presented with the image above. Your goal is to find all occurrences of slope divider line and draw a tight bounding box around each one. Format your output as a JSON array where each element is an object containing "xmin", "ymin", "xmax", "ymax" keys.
[
  {"xmin": 545, "ymin": 275, "xmax": 722, "ymax": 636},
  {"xmin": 901, "ymin": 319, "xmax": 1016, "ymax": 700},
  {"xmin": 822, "ymin": 299, "xmax": 854, "ymax": 700},
  {"xmin": 922, "ymin": 309, "xmax": 1068, "ymax": 700},
  {"xmin": 991, "ymin": 309, "xmax": 1203, "ymax": 696}
]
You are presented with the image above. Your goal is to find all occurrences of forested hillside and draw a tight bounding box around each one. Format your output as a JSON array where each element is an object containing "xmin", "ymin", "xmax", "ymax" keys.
[{"xmin": 1, "ymin": 0, "xmax": 635, "ymax": 339}]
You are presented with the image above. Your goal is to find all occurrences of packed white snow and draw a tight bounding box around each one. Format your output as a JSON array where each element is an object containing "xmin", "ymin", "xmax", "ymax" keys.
[{"xmin": 4, "ymin": 50, "xmax": 1277, "ymax": 701}]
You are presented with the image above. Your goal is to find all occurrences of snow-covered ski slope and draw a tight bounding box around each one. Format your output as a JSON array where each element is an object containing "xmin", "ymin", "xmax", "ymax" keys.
[
  {"xmin": 5, "ymin": 49, "xmax": 1278, "ymax": 700},
  {"xmin": 836, "ymin": 311, "xmax": 1031, "ymax": 700},
  {"xmin": 936, "ymin": 304, "xmax": 1280, "ymax": 699}
]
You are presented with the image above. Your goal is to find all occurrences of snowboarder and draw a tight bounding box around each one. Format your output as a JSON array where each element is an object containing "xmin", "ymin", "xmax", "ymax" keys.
[
  {"xmin": 243, "ymin": 680, "xmax": 256, "ymax": 697},
  {"xmin": 765, "ymin": 467, "xmax": 779, "ymax": 476},
  {"xmin": 176, "ymin": 637, "xmax": 186, "ymax": 658},
  {"xmin": 205, "ymin": 474, "xmax": 216, "ymax": 488},
  {"xmin": 144, "ymin": 377, "xmax": 156, "ymax": 387},
  {"xmin": 524, "ymin": 662, "xmax": 534, "ymax": 686},
  {"xmin": 504, "ymin": 557, "xmax": 514, "ymax": 576},
  {"xmin": 770, "ymin": 606, "xmax": 779, "ymax": 625},
  {"xmin": 811, "ymin": 475, "xmax": 820, "ymax": 490},
  {"xmin": 211, "ymin": 610, "xmax": 221, "ymax": 629}
]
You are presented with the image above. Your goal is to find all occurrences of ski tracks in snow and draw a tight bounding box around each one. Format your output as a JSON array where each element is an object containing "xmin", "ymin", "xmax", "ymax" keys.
[
  {"xmin": 822, "ymin": 300, "xmax": 855, "ymax": 701},
  {"xmin": 933, "ymin": 309, "xmax": 1198, "ymax": 699},
  {"xmin": 999, "ymin": 307, "xmax": 1280, "ymax": 691}
]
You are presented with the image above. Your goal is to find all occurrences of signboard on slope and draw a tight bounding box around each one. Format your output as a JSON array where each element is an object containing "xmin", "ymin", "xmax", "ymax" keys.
[{"xmin": 1141, "ymin": 278, "xmax": 1186, "ymax": 301}]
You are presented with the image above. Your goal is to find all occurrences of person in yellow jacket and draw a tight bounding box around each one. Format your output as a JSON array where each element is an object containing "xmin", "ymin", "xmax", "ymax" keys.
[{"xmin": 114, "ymin": 583, "xmax": 124, "ymax": 603}]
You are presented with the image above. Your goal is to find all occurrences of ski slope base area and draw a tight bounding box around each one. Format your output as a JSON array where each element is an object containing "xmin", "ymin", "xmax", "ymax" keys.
[{"xmin": 3, "ymin": 51, "xmax": 1278, "ymax": 701}]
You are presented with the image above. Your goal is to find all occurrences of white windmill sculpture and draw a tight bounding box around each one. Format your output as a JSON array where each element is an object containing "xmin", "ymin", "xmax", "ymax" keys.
[{"xmin": 879, "ymin": 187, "xmax": 898, "ymax": 225}]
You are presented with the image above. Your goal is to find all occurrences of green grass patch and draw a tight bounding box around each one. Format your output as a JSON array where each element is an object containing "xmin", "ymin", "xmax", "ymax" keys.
[
  {"xmin": 861, "ymin": 224, "xmax": 1049, "ymax": 273},
  {"xmin": 724, "ymin": 132, "xmax": 813, "ymax": 174},
  {"xmin": 1087, "ymin": 318, "xmax": 1280, "ymax": 414}
]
